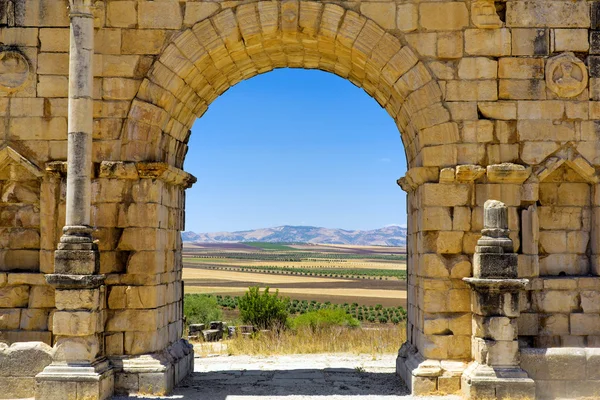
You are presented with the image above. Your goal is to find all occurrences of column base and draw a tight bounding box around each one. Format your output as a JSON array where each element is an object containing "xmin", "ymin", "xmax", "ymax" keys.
[
  {"xmin": 461, "ymin": 362, "xmax": 535, "ymax": 400},
  {"xmin": 396, "ymin": 342, "xmax": 467, "ymax": 395},
  {"xmin": 35, "ymin": 358, "xmax": 114, "ymax": 400},
  {"xmin": 110, "ymin": 339, "xmax": 194, "ymax": 396}
]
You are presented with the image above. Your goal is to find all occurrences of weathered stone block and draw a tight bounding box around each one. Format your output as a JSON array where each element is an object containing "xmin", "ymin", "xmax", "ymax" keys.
[
  {"xmin": 445, "ymin": 80, "xmax": 497, "ymax": 101},
  {"xmin": 138, "ymin": 2, "xmax": 183, "ymax": 29},
  {"xmin": 53, "ymin": 311, "xmax": 102, "ymax": 336},
  {"xmin": 472, "ymin": 290, "xmax": 520, "ymax": 317},
  {"xmin": 534, "ymin": 290, "xmax": 578, "ymax": 313},
  {"xmin": 419, "ymin": 207, "xmax": 452, "ymax": 231},
  {"xmin": 472, "ymin": 338, "xmax": 519, "ymax": 366},
  {"xmin": 0, "ymin": 309, "xmax": 20, "ymax": 330},
  {"xmin": 521, "ymin": 347, "xmax": 586, "ymax": 380},
  {"xmin": 105, "ymin": 332, "xmax": 124, "ymax": 356},
  {"xmin": 420, "ymin": 184, "xmax": 469, "ymax": 207},
  {"xmin": 512, "ymin": 28, "xmax": 549, "ymax": 56},
  {"xmin": 507, "ymin": 1, "xmax": 590, "ymax": 28},
  {"xmin": 19, "ymin": 309, "xmax": 48, "ymax": 331},
  {"xmin": 124, "ymin": 331, "xmax": 163, "ymax": 355},
  {"xmin": 55, "ymin": 288, "xmax": 101, "ymax": 310},
  {"xmin": 122, "ymin": 30, "xmax": 168, "ymax": 55},
  {"xmin": 571, "ymin": 314, "xmax": 600, "ymax": 335},
  {"xmin": 539, "ymin": 314, "xmax": 569, "ymax": 336},
  {"xmin": 184, "ymin": 3, "xmax": 220, "ymax": 26},
  {"xmin": 396, "ymin": 4, "xmax": 418, "ymax": 32},
  {"xmin": 360, "ymin": 2, "xmax": 396, "ymax": 30},
  {"xmin": 107, "ymin": 309, "xmax": 161, "ymax": 332},
  {"xmin": 29, "ymin": 285, "xmax": 55, "ymax": 308},
  {"xmin": 107, "ymin": 1, "xmax": 137, "ymax": 28},
  {"xmin": 465, "ymin": 29, "xmax": 511, "ymax": 56},
  {"xmin": 0, "ymin": 285, "xmax": 29, "ymax": 308},
  {"xmin": 419, "ymin": 3, "xmax": 468, "ymax": 31},
  {"xmin": 553, "ymin": 29, "xmax": 589, "ymax": 52},
  {"xmin": 499, "ymin": 79, "xmax": 546, "ymax": 100},
  {"xmin": 473, "ymin": 315, "xmax": 518, "ymax": 341},
  {"xmin": 518, "ymin": 313, "xmax": 539, "ymax": 336}
]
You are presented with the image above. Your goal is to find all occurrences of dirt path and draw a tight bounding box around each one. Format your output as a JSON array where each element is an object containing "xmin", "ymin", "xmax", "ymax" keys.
[{"xmin": 116, "ymin": 353, "xmax": 460, "ymax": 400}]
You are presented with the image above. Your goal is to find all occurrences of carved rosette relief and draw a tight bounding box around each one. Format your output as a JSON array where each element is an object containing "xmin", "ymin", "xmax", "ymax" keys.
[
  {"xmin": 471, "ymin": 0, "xmax": 503, "ymax": 29},
  {"xmin": 546, "ymin": 52, "xmax": 588, "ymax": 98},
  {"xmin": 0, "ymin": 50, "xmax": 30, "ymax": 93}
]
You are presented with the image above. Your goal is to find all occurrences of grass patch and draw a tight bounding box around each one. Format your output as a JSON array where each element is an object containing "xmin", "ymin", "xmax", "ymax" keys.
[
  {"xmin": 291, "ymin": 308, "xmax": 359, "ymax": 332},
  {"xmin": 224, "ymin": 324, "xmax": 405, "ymax": 356}
]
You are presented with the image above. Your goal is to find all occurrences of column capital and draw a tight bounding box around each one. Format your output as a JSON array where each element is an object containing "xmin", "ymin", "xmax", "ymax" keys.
[{"xmin": 68, "ymin": 0, "xmax": 94, "ymax": 18}]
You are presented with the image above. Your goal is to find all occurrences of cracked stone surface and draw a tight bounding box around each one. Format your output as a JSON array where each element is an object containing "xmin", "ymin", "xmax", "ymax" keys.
[{"xmin": 116, "ymin": 353, "xmax": 461, "ymax": 400}]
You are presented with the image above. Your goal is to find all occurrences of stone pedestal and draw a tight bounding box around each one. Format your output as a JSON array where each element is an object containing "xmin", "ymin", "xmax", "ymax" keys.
[
  {"xmin": 110, "ymin": 339, "xmax": 194, "ymax": 396},
  {"xmin": 36, "ymin": 267, "xmax": 114, "ymax": 400},
  {"xmin": 36, "ymin": 359, "xmax": 114, "ymax": 400},
  {"xmin": 462, "ymin": 200, "xmax": 535, "ymax": 399}
]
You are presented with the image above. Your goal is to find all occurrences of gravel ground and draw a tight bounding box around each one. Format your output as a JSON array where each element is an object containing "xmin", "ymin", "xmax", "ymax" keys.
[{"xmin": 116, "ymin": 353, "xmax": 461, "ymax": 400}]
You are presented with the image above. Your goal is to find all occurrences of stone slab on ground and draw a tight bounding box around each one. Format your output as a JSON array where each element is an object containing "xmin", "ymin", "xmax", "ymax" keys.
[{"xmin": 114, "ymin": 353, "xmax": 461, "ymax": 400}]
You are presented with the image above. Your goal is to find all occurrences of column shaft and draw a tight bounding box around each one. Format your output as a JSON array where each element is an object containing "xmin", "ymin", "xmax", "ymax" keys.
[{"xmin": 65, "ymin": 11, "xmax": 94, "ymax": 229}]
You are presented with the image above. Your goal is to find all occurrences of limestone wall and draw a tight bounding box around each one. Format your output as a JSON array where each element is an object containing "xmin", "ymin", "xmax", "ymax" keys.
[
  {"xmin": 519, "ymin": 277, "xmax": 600, "ymax": 348},
  {"xmin": 521, "ymin": 347, "xmax": 600, "ymax": 398}
]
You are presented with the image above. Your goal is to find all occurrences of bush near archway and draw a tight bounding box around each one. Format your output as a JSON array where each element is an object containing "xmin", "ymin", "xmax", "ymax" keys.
[{"xmin": 237, "ymin": 286, "xmax": 290, "ymax": 330}]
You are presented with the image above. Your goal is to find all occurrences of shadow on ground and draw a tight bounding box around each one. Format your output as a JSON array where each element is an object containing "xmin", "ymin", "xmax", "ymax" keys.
[
  {"xmin": 174, "ymin": 368, "xmax": 409, "ymax": 398},
  {"xmin": 115, "ymin": 369, "xmax": 416, "ymax": 399}
]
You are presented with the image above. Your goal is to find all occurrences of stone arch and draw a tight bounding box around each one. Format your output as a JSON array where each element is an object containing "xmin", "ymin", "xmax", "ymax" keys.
[{"xmin": 120, "ymin": 1, "xmax": 454, "ymax": 169}]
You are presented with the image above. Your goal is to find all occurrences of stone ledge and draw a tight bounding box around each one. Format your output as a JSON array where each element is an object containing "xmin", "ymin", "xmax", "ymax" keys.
[
  {"xmin": 398, "ymin": 163, "xmax": 533, "ymax": 192},
  {"xmin": 45, "ymin": 274, "xmax": 105, "ymax": 289},
  {"xmin": 45, "ymin": 161, "xmax": 197, "ymax": 189}
]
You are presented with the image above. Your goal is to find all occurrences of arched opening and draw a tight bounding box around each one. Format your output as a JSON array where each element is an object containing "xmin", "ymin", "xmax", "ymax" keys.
[{"xmin": 180, "ymin": 67, "xmax": 409, "ymax": 343}]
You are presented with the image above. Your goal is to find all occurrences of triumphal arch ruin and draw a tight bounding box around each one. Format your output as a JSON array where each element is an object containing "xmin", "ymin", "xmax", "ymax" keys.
[{"xmin": 0, "ymin": 0, "xmax": 599, "ymax": 398}]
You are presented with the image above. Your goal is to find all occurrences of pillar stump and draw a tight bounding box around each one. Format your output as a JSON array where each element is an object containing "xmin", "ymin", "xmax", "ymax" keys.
[
  {"xmin": 462, "ymin": 200, "xmax": 535, "ymax": 399},
  {"xmin": 35, "ymin": 254, "xmax": 113, "ymax": 400}
]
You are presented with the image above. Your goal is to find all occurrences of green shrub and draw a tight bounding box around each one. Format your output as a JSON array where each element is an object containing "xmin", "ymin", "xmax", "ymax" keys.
[
  {"xmin": 184, "ymin": 294, "xmax": 223, "ymax": 325},
  {"xmin": 291, "ymin": 308, "xmax": 360, "ymax": 332},
  {"xmin": 237, "ymin": 286, "xmax": 290, "ymax": 330}
]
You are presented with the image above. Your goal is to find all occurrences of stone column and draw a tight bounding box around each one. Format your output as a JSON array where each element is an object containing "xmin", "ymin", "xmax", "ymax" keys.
[
  {"xmin": 35, "ymin": 1, "xmax": 114, "ymax": 399},
  {"xmin": 462, "ymin": 200, "xmax": 535, "ymax": 399}
]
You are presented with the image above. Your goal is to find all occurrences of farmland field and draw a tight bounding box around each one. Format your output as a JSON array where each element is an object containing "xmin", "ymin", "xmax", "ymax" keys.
[{"xmin": 182, "ymin": 242, "xmax": 408, "ymax": 308}]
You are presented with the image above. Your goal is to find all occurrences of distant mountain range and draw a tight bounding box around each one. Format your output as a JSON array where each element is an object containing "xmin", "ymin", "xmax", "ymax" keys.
[{"xmin": 181, "ymin": 225, "xmax": 407, "ymax": 246}]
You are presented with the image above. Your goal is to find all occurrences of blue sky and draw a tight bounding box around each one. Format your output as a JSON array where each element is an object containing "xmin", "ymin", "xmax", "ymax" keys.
[{"xmin": 184, "ymin": 69, "xmax": 407, "ymax": 233}]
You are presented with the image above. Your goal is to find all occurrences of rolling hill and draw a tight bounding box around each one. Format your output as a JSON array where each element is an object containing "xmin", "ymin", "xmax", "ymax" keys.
[{"xmin": 181, "ymin": 225, "xmax": 406, "ymax": 246}]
